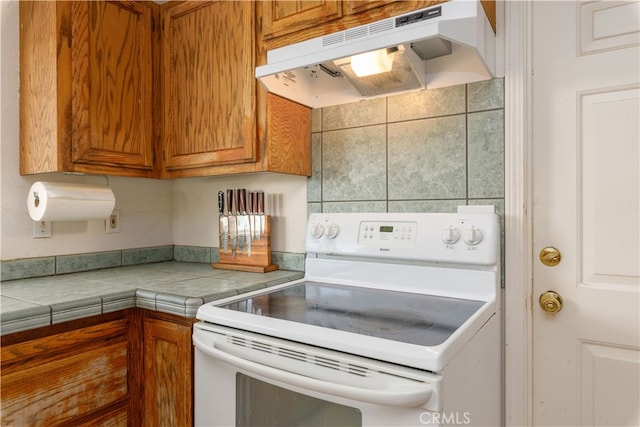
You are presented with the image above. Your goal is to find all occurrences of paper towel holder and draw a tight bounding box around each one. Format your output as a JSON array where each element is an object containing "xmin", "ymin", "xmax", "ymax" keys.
[{"xmin": 27, "ymin": 181, "xmax": 116, "ymax": 223}]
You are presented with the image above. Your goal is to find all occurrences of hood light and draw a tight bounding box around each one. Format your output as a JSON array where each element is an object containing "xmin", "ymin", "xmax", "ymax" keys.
[{"xmin": 350, "ymin": 48, "xmax": 393, "ymax": 77}]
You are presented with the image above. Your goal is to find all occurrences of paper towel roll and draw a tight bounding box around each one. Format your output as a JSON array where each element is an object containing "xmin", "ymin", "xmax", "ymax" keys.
[{"xmin": 27, "ymin": 182, "xmax": 116, "ymax": 221}]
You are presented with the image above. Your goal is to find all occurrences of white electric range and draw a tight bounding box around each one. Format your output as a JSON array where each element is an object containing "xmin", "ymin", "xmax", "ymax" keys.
[{"xmin": 194, "ymin": 209, "xmax": 501, "ymax": 426}]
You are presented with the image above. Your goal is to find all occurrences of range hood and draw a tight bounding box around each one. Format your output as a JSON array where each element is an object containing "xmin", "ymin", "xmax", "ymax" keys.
[{"xmin": 256, "ymin": 0, "xmax": 496, "ymax": 108}]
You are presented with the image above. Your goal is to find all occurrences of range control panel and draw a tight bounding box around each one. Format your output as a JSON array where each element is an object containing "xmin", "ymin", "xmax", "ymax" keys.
[
  {"xmin": 306, "ymin": 211, "xmax": 500, "ymax": 266},
  {"xmin": 359, "ymin": 221, "xmax": 417, "ymax": 248}
]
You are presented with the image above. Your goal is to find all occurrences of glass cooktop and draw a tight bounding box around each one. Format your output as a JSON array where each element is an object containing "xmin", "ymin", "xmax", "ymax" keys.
[{"xmin": 219, "ymin": 281, "xmax": 484, "ymax": 347}]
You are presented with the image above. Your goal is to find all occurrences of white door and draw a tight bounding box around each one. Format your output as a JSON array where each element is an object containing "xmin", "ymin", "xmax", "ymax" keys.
[{"xmin": 532, "ymin": 1, "xmax": 640, "ymax": 426}]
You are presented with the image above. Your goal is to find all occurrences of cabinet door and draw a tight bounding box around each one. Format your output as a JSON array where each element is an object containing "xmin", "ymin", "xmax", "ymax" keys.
[
  {"xmin": 143, "ymin": 315, "xmax": 193, "ymax": 427},
  {"xmin": 162, "ymin": 1, "xmax": 256, "ymax": 172},
  {"xmin": 0, "ymin": 316, "xmax": 132, "ymax": 426},
  {"xmin": 263, "ymin": 93, "xmax": 311, "ymax": 175},
  {"xmin": 261, "ymin": 0, "xmax": 342, "ymax": 40},
  {"xmin": 72, "ymin": 1, "xmax": 154, "ymax": 171},
  {"xmin": 342, "ymin": 0, "xmax": 396, "ymax": 16}
]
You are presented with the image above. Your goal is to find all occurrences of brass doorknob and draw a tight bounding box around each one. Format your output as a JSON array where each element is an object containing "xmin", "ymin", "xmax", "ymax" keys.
[
  {"xmin": 539, "ymin": 291, "xmax": 563, "ymax": 313},
  {"xmin": 539, "ymin": 247, "xmax": 561, "ymax": 267}
]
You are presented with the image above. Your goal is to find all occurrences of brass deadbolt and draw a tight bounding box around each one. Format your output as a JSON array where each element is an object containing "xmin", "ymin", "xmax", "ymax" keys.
[
  {"xmin": 539, "ymin": 247, "xmax": 561, "ymax": 267},
  {"xmin": 539, "ymin": 291, "xmax": 563, "ymax": 313}
]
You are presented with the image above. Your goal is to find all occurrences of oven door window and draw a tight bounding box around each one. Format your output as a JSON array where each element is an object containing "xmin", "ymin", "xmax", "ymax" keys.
[{"xmin": 236, "ymin": 373, "xmax": 362, "ymax": 426}]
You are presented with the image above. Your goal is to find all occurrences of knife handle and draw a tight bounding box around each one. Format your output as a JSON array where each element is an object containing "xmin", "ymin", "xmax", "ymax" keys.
[
  {"xmin": 250, "ymin": 192, "xmax": 258, "ymax": 215},
  {"xmin": 257, "ymin": 191, "xmax": 264, "ymax": 215},
  {"xmin": 227, "ymin": 189, "xmax": 234, "ymax": 214},
  {"xmin": 218, "ymin": 191, "xmax": 224, "ymax": 215},
  {"xmin": 238, "ymin": 189, "xmax": 247, "ymax": 214}
]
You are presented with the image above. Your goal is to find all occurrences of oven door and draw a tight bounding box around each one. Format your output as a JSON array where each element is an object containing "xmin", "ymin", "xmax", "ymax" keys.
[{"xmin": 193, "ymin": 323, "xmax": 443, "ymax": 427}]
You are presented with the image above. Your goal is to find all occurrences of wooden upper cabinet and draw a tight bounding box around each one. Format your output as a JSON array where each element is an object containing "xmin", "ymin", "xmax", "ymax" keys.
[
  {"xmin": 161, "ymin": 1, "xmax": 256, "ymax": 174},
  {"xmin": 343, "ymin": 0, "xmax": 396, "ymax": 16},
  {"xmin": 20, "ymin": 1, "xmax": 157, "ymax": 177},
  {"xmin": 261, "ymin": 1, "xmax": 342, "ymax": 40},
  {"xmin": 20, "ymin": 0, "xmax": 313, "ymax": 179}
]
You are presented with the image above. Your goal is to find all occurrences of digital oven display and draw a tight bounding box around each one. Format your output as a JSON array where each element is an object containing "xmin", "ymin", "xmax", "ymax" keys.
[{"xmin": 380, "ymin": 226, "xmax": 394, "ymax": 233}]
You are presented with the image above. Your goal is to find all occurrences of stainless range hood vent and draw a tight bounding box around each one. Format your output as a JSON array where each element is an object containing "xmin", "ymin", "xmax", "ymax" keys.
[{"xmin": 256, "ymin": 0, "xmax": 496, "ymax": 108}]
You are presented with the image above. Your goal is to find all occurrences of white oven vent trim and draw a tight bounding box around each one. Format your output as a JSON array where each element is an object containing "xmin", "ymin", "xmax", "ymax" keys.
[
  {"xmin": 222, "ymin": 331, "xmax": 439, "ymax": 386},
  {"xmin": 227, "ymin": 334, "xmax": 371, "ymax": 378}
]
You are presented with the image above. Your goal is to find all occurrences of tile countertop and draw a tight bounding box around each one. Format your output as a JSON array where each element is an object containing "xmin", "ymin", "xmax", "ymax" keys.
[{"xmin": 0, "ymin": 261, "xmax": 304, "ymax": 336}]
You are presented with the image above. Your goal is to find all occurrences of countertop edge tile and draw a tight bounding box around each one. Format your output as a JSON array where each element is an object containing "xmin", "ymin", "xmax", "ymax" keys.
[
  {"xmin": 102, "ymin": 293, "xmax": 137, "ymax": 314},
  {"xmin": 155, "ymin": 301, "xmax": 187, "ymax": 317},
  {"xmin": 0, "ymin": 302, "xmax": 51, "ymax": 336},
  {"xmin": 136, "ymin": 289, "xmax": 157, "ymax": 311},
  {"xmin": 185, "ymin": 298, "xmax": 205, "ymax": 318},
  {"xmin": 51, "ymin": 297, "xmax": 103, "ymax": 325},
  {"xmin": 1, "ymin": 315, "xmax": 52, "ymax": 335}
]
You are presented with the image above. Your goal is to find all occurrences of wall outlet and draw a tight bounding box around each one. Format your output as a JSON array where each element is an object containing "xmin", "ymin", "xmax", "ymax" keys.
[
  {"xmin": 105, "ymin": 210, "xmax": 120, "ymax": 233},
  {"xmin": 32, "ymin": 220, "xmax": 52, "ymax": 238}
]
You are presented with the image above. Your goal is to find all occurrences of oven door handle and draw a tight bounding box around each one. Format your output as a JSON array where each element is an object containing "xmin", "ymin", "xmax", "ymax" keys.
[{"xmin": 193, "ymin": 334, "xmax": 433, "ymax": 407}]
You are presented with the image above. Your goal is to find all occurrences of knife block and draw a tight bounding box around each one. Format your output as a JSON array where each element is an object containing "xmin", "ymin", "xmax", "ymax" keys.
[{"xmin": 212, "ymin": 215, "xmax": 279, "ymax": 273}]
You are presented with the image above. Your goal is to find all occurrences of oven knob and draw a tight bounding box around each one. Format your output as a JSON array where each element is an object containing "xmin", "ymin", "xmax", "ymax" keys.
[
  {"xmin": 440, "ymin": 226, "xmax": 460, "ymax": 244},
  {"xmin": 463, "ymin": 226, "xmax": 483, "ymax": 246},
  {"xmin": 326, "ymin": 223, "xmax": 340, "ymax": 239},
  {"xmin": 311, "ymin": 223, "xmax": 324, "ymax": 239}
]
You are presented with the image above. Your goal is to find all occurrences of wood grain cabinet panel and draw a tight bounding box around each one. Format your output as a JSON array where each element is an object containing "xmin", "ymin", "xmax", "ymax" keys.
[
  {"xmin": 143, "ymin": 312, "xmax": 195, "ymax": 427},
  {"xmin": 161, "ymin": 0, "xmax": 256, "ymax": 173},
  {"xmin": 1, "ymin": 343, "xmax": 128, "ymax": 425},
  {"xmin": 0, "ymin": 312, "xmax": 139, "ymax": 426},
  {"xmin": 261, "ymin": 0, "xmax": 342, "ymax": 40},
  {"xmin": 19, "ymin": 0, "xmax": 158, "ymax": 177},
  {"xmin": 342, "ymin": 0, "xmax": 396, "ymax": 16},
  {"xmin": 160, "ymin": 1, "xmax": 311, "ymax": 178},
  {"xmin": 262, "ymin": 93, "xmax": 312, "ymax": 175}
]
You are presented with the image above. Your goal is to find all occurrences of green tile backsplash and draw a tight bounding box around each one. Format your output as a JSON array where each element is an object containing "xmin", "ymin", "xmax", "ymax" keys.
[
  {"xmin": 1, "ymin": 246, "xmax": 305, "ymax": 281},
  {"xmin": 307, "ymin": 79, "xmax": 505, "ymax": 214}
]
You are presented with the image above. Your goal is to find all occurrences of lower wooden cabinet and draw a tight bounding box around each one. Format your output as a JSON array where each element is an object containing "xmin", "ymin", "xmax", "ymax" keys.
[
  {"xmin": 0, "ymin": 311, "xmax": 140, "ymax": 426},
  {"xmin": 143, "ymin": 311, "xmax": 195, "ymax": 427},
  {"xmin": 0, "ymin": 309, "xmax": 196, "ymax": 427}
]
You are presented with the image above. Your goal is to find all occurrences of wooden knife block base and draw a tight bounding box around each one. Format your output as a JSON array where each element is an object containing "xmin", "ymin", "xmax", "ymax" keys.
[{"xmin": 212, "ymin": 216, "xmax": 278, "ymax": 273}]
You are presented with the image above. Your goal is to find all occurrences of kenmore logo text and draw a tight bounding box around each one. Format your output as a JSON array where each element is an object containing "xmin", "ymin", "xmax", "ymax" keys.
[{"xmin": 379, "ymin": 248, "xmax": 390, "ymax": 252}]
